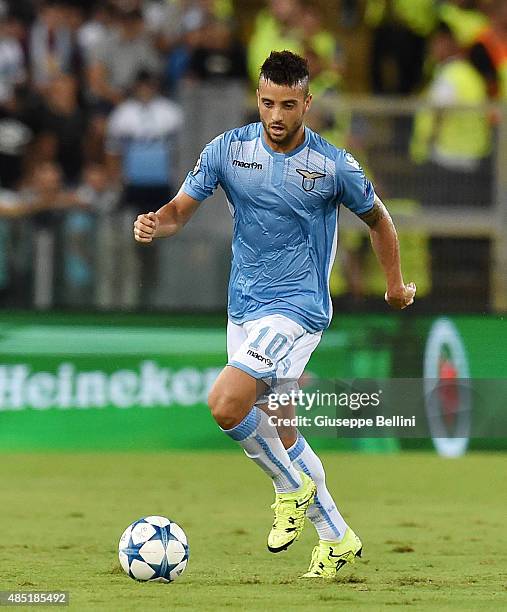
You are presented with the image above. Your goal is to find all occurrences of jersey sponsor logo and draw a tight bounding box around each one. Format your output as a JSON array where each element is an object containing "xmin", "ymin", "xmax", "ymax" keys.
[
  {"xmin": 296, "ymin": 169, "xmax": 326, "ymax": 192},
  {"xmin": 246, "ymin": 349, "xmax": 273, "ymax": 367},
  {"xmin": 232, "ymin": 159, "xmax": 263, "ymax": 170}
]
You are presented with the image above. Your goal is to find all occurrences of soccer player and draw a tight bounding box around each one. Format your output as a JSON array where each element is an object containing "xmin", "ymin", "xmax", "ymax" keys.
[{"xmin": 133, "ymin": 51, "xmax": 416, "ymax": 578}]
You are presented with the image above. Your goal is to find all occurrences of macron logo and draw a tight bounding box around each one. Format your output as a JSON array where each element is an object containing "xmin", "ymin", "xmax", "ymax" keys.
[
  {"xmin": 246, "ymin": 350, "xmax": 273, "ymax": 367},
  {"xmin": 233, "ymin": 159, "xmax": 263, "ymax": 170}
]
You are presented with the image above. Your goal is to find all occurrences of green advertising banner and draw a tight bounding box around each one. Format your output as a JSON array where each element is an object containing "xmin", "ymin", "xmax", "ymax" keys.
[
  {"xmin": 0, "ymin": 324, "xmax": 226, "ymax": 451},
  {"xmin": 0, "ymin": 313, "xmax": 505, "ymax": 452}
]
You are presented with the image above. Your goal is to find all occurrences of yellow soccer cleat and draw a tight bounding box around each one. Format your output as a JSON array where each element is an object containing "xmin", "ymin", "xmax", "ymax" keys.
[
  {"xmin": 301, "ymin": 528, "xmax": 363, "ymax": 578},
  {"xmin": 267, "ymin": 472, "xmax": 316, "ymax": 553}
]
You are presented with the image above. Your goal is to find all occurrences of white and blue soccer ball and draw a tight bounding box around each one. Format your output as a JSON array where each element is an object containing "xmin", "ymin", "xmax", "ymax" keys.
[{"xmin": 118, "ymin": 516, "xmax": 189, "ymax": 583}]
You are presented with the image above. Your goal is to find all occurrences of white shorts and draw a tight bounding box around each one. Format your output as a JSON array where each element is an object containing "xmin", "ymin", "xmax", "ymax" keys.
[{"xmin": 227, "ymin": 314, "xmax": 322, "ymax": 400}]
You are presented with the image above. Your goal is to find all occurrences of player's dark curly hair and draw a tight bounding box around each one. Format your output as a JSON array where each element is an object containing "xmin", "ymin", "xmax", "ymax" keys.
[{"xmin": 259, "ymin": 51, "xmax": 310, "ymax": 95}]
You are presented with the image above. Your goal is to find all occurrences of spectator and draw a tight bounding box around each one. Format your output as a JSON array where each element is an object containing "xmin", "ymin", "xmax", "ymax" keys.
[
  {"xmin": 469, "ymin": 0, "xmax": 507, "ymax": 100},
  {"xmin": 247, "ymin": 0, "xmax": 305, "ymax": 84},
  {"xmin": 61, "ymin": 163, "xmax": 120, "ymax": 305},
  {"xmin": 28, "ymin": 0, "xmax": 81, "ymax": 92},
  {"xmin": 86, "ymin": 7, "xmax": 161, "ymax": 110},
  {"xmin": 301, "ymin": 5, "xmax": 344, "ymax": 98},
  {"xmin": 247, "ymin": 1, "xmax": 340, "ymax": 89},
  {"xmin": 187, "ymin": 18, "xmax": 247, "ymax": 82},
  {"xmin": 75, "ymin": 161, "xmax": 120, "ymax": 216},
  {"xmin": 143, "ymin": 0, "xmax": 190, "ymax": 52},
  {"xmin": 410, "ymin": 22, "xmax": 492, "ymax": 207},
  {"xmin": 301, "ymin": 5, "xmax": 341, "ymax": 73},
  {"xmin": 20, "ymin": 160, "xmax": 79, "ymax": 308},
  {"xmin": 18, "ymin": 160, "xmax": 73, "ymax": 216},
  {"xmin": 0, "ymin": 184, "xmax": 21, "ymax": 298},
  {"xmin": 37, "ymin": 73, "xmax": 88, "ymax": 185},
  {"xmin": 0, "ymin": 158, "xmax": 78, "ymax": 304},
  {"xmin": 365, "ymin": 0, "xmax": 437, "ymax": 94},
  {"xmin": 177, "ymin": 0, "xmax": 226, "ymax": 33},
  {"xmin": 2, "ymin": 160, "xmax": 78, "ymax": 220},
  {"xmin": 77, "ymin": 2, "xmax": 115, "ymax": 64},
  {"xmin": 0, "ymin": 8, "xmax": 27, "ymax": 104},
  {"xmin": 163, "ymin": 1, "xmax": 235, "ymax": 93},
  {"xmin": 0, "ymin": 84, "xmax": 41, "ymax": 190},
  {"xmin": 105, "ymin": 70, "xmax": 183, "ymax": 215},
  {"xmin": 105, "ymin": 70, "xmax": 183, "ymax": 306}
]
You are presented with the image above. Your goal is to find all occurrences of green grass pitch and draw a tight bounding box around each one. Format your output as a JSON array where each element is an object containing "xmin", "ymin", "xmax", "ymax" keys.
[{"xmin": 1, "ymin": 451, "xmax": 506, "ymax": 611}]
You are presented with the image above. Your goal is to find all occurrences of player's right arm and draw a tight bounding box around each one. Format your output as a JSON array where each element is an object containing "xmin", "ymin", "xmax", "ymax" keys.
[
  {"xmin": 133, "ymin": 192, "xmax": 201, "ymax": 243},
  {"xmin": 133, "ymin": 134, "xmax": 224, "ymax": 243}
]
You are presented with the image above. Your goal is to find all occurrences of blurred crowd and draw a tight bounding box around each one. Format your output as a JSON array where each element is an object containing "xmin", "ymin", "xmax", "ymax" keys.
[
  {"xmin": 0, "ymin": 0, "xmax": 504, "ymax": 309},
  {"xmin": 0, "ymin": 0, "xmax": 247, "ymax": 305}
]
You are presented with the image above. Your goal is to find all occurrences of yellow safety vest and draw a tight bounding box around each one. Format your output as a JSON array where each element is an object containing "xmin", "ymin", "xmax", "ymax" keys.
[
  {"xmin": 439, "ymin": 2, "xmax": 489, "ymax": 47},
  {"xmin": 365, "ymin": 0, "xmax": 437, "ymax": 37},
  {"xmin": 247, "ymin": 12, "xmax": 339, "ymax": 86},
  {"xmin": 247, "ymin": 11, "xmax": 302, "ymax": 84},
  {"xmin": 311, "ymin": 31, "xmax": 336, "ymax": 65},
  {"xmin": 411, "ymin": 59, "xmax": 491, "ymax": 164}
]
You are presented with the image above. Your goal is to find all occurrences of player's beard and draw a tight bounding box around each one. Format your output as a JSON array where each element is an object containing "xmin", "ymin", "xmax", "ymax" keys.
[{"xmin": 262, "ymin": 116, "xmax": 304, "ymax": 148}]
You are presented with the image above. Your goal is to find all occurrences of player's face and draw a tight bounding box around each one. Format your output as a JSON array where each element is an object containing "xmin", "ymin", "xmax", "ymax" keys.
[{"xmin": 257, "ymin": 78, "xmax": 312, "ymax": 152}]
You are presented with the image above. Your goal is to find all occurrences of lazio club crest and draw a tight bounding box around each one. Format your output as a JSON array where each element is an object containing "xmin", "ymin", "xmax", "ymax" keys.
[{"xmin": 296, "ymin": 169, "xmax": 326, "ymax": 192}]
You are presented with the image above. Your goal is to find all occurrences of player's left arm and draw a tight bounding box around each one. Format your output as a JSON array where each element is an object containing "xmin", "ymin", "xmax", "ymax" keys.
[{"xmin": 359, "ymin": 194, "xmax": 416, "ymax": 309}]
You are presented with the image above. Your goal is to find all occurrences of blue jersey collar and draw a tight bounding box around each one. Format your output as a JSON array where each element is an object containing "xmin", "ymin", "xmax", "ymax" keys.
[{"xmin": 260, "ymin": 125, "xmax": 310, "ymax": 158}]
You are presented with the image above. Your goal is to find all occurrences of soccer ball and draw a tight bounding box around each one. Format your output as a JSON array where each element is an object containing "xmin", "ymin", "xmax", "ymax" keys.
[{"xmin": 118, "ymin": 516, "xmax": 189, "ymax": 583}]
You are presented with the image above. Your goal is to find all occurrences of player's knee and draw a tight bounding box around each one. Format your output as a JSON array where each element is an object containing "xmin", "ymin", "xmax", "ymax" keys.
[{"xmin": 208, "ymin": 389, "xmax": 240, "ymax": 430}]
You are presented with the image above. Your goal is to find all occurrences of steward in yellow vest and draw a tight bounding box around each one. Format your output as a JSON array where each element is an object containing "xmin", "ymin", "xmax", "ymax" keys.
[
  {"xmin": 366, "ymin": 0, "xmax": 438, "ymax": 93},
  {"xmin": 411, "ymin": 22, "xmax": 492, "ymax": 207},
  {"xmin": 411, "ymin": 23, "xmax": 491, "ymax": 169},
  {"xmin": 247, "ymin": 3, "xmax": 338, "ymax": 88},
  {"xmin": 365, "ymin": 0, "xmax": 436, "ymax": 37}
]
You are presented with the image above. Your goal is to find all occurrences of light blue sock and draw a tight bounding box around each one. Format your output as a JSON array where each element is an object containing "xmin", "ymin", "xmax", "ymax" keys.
[
  {"xmin": 288, "ymin": 433, "xmax": 348, "ymax": 541},
  {"xmin": 222, "ymin": 406, "xmax": 302, "ymax": 493}
]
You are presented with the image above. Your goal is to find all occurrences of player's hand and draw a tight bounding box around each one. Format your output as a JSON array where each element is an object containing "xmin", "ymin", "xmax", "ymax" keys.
[
  {"xmin": 385, "ymin": 282, "xmax": 416, "ymax": 310},
  {"xmin": 134, "ymin": 212, "xmax": 159, "ymax": 243}
]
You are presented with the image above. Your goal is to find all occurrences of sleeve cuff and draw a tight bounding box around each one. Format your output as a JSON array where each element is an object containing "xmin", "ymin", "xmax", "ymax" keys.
[{"xmin": 181, "ymin": 184, "xmax": 207, "ymax": 202}]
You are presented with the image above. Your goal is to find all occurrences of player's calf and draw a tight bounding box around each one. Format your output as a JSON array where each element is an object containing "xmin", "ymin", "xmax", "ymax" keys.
[{"xmin": 210, "ymin": 367, "xmax": 304, "ymax": 499}]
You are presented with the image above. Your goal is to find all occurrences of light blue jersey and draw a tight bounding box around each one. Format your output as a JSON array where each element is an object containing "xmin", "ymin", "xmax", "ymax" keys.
[{"xmin": 182, "ymin": 122, "xmax": 374, "ymax": 332}]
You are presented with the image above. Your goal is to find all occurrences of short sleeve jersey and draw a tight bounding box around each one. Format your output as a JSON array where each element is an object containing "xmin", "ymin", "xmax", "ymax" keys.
[{"xmin": 182, "ymin": 122, "xmax": 374, "ymax": 332}]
